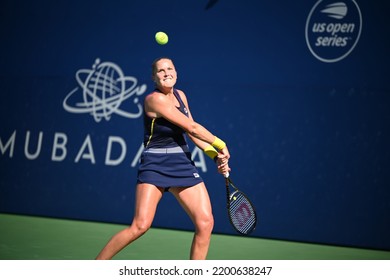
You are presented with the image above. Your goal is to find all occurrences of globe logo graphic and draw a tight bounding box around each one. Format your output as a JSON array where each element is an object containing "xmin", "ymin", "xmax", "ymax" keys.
[{"xmin": 64, "ymin": 58, "xmax": 147, "ymax": 122}]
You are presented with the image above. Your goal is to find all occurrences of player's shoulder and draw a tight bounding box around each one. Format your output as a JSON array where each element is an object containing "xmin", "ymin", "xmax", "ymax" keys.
[
  {"xmin": 145, "ymin": 91, "xmax": 165, "ymax": 104},
  {"xmin": 175, "ymin": 88, "xmax": 188, "ymax": 101}
]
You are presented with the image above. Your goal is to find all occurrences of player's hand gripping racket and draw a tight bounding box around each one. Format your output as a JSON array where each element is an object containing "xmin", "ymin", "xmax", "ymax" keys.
[{"xmin": 224, "ymin": 172, "xmax": 257, "ymax": 235}]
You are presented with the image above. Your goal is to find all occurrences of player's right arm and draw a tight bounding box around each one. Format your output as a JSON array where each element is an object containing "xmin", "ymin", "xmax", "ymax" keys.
[{"xmin": 145, "ymin": 91, "xmax": 228, "ymax": 155}]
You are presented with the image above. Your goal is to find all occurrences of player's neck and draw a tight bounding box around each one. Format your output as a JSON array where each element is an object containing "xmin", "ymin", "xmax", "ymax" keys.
[{"xmin": 156, "ymin": 86, "xmax": 174, "ymax": 95}]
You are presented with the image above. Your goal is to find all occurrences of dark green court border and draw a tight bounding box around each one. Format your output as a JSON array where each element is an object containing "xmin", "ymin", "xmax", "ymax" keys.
[{"xmin": 1, "ymin": 214, "xmax": 389, "ymax": 260}]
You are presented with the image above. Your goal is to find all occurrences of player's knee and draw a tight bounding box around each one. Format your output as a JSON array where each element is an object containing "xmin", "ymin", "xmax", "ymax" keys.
[
  {"xmin": 133, "ymin": 219, "xmax": 152, "ymax": 235},
  {"xmin": 197, "ymin": 214, "xmax": 214, "ymax": 234}
]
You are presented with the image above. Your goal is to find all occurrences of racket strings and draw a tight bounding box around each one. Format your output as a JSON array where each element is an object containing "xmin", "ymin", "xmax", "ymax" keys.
[{"xmin": 229, "ymin": 192, "xmax": 256, "ymax": 234}]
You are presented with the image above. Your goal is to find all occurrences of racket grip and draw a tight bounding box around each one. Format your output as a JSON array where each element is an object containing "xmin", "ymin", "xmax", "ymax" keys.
[{"xmin": 224, "ymin": 172, "xmax": 230, "ymax": 178}]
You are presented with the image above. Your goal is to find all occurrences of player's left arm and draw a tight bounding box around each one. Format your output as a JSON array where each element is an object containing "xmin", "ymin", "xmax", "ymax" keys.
[
  {"xmin": 178, "ymin": 90, "xmax": 230, "ymax": 173},
  {"xmin": 177, "ymin": 89, "xmax": 215, "ymax": 150}
]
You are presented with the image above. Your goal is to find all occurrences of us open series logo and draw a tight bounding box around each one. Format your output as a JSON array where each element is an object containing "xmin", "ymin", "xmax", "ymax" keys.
[{"xmin": 305, "ymin": 0, "xmax": 363, "ymax": 63}]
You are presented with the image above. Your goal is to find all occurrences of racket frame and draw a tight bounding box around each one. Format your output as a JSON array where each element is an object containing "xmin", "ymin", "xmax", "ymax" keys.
[{"xmin": 225, "ymin": 176, "xmax": 257, "ymax": 235}]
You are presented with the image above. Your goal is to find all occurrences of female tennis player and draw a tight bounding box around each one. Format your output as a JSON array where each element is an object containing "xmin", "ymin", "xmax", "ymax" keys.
[{"xmin": 96, "ymin": 57, "xmax": 230, "ymax": 260}]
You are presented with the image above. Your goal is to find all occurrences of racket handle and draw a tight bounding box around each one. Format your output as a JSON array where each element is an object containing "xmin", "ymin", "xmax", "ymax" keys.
[{"xmin": 224, "ymin": 172, "xmax": 230, "ymax": 178}]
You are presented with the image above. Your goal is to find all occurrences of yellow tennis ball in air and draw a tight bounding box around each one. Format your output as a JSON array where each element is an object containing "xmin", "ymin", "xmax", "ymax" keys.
[{"xmin": 155, "ymin": 31, "xmax": 168, "ymax": 45}]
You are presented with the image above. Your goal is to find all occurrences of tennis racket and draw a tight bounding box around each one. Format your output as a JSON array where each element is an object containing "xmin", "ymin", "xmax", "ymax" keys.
[{"xmin": 224, "ymin": 172, "xmax": 257, "ymax": 235}]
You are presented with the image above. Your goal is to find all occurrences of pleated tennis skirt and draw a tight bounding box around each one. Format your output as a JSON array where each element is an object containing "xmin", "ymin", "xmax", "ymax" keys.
[{"xmin": 137, "ymin": 146, "xmax": 203, "ymax": 188}]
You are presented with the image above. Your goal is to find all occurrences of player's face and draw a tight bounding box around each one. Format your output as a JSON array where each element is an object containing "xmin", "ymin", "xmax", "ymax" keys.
[{"xmin": 154, "ymin": 59, "xmax": 177, "ymax": 89}]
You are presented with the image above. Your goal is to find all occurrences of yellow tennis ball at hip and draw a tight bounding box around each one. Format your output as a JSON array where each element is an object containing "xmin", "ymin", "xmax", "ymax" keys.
[{"xmin": 155, "ymin": 31, "xmax": 168, "ymax": 45}]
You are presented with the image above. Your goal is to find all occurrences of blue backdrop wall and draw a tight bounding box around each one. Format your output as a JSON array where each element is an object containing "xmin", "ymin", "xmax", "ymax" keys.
[{"xmin": 1, "ymin": 0, "xmax": 390, "ymax": 251}]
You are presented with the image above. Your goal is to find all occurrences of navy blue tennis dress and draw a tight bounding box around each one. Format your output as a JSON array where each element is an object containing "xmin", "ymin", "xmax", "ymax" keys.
[{"xmin": 137, "ymin": 89, "xmax": 203, "ymax": 189}]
